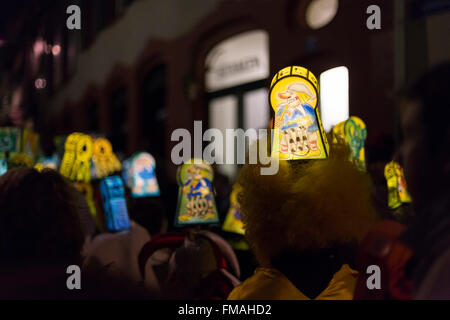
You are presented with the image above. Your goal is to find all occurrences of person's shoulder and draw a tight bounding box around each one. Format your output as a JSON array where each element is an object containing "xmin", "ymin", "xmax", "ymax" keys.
[
  {"xmin": 228, "ymin": 267, "xmax": 308, "ymax": 300},
  {"xmin": 317, "ymin": 264, "xmax": 358, "ymax": 300},
  {"xmin": 227, "ymin": 268, "xmax": 275, "ymax": 300}
]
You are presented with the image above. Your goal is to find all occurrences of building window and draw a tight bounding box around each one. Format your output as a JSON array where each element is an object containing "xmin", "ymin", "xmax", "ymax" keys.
[
  {"xmin": 205, "ymin": 30, "xmax": 270, "ymax": 180},
  {"xmin": 319, "ymin": 66, "xmax": 349, "ymax": 132},
  {"xmin": 243, "ymin": 88, "xmax": 270, "ymax": 144},
  {"xmin": 205, "ymin": 30, "xmax": 269, "ymax": 92},
  {"xmin": 208, "ymin": 95, "xmax": 238, "ymax": 179}
]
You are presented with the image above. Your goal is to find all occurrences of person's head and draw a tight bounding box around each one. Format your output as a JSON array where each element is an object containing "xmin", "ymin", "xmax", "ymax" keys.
[
  {"xmin": 237, "ymin": 143, "xmax": 377, "ymax": 267},
  {"xmin": 399, "ymin": 62, "xmax": 450, "ymax": 211},
  {"xmin": 0, "ymin": 168, "xmax": 85, "ymax": 267}
]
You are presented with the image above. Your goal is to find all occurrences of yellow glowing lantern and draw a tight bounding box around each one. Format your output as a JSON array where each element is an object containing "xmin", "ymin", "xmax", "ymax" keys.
[
  {"xmin": 222, "ymin": 183, "xmax": 245, "ymax": 235},
  {"xmin": 21, "ymin": 129, "xmax": 40, "ymax": 161},
  {"xmin": 9, "ymin": 153, "xmax": 34, "ymax": 169},
  {"xmin": 34, "ymin": 163, "xmax": 44, "ymax": 172},
  {"xmin": 270, "ymin": 66, "xmax": 329, "ymax": 160},
  {"xmin": 60, "ymin": 133, "xmax": 93, "ymax": 182},
  {"xmin": 92, "ymin": 137, "xmax": 122, "ymax": 179},
  {"xmin": 175, "ymin": 159, "xmax": 219, "ymax": 227},
  {"xmin": 384, "ymin": 161, "xmax": 412, "ymax": 209},
  {"xmin": 331, "ymin": 121, "xmax": 345, "ymax": 144},
  {"xmin": 332, "ymin": 116, "xmax": 367, "ymax": 170}
]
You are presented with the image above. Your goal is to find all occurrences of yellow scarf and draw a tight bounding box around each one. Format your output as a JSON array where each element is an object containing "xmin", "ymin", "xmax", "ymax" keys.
[{"xmin": 228, "ymin": 264, "xmax": 357, "ymax": 300}]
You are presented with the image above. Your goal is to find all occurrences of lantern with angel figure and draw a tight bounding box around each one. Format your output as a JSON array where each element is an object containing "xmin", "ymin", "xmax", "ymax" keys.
[
  {"xmin": 175, "ymin": 159, "xmax": 219, "ymax": 227},
  {"xmin": 270, "ymin": 66, "xmax": 329, "ymax": 161}
]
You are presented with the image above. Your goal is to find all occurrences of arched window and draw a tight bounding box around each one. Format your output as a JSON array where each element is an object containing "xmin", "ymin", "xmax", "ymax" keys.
[{"xmin": 205, "ymin": 29, "xmax": 270, "ymax": 179}]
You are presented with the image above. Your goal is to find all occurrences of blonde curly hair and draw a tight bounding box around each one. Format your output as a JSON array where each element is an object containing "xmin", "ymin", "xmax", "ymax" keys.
[{"xmin": 237, "ymin": 141, "xmax": 377, "ymax": 266}]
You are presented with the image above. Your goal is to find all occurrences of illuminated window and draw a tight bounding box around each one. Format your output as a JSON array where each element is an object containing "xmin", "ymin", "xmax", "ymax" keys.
[
  {"xmin": 205, "ymin": 30, "xmax": 269, "ymax": 92},
  {"xmin": 205, "ymin": 30, "xmax": 270, "ymax": 180},
  {"xmin": 209, "ymin": 95, "xmax": 238, "ymax": 179},
  {"xmin": 305, "ymin": 0, "xmax": 339, "ymax": 30},
  {"xmin": 319, "ymin": 66, "xmax": 349, "ymax": 132},
  {"xmin": 243, "ymin": 88, "xmax": 269, "ymax": 146}
]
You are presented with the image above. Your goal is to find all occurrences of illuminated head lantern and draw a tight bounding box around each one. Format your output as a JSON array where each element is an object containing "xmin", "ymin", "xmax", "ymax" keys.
[
  {"xmin": 100, "ymin": 175, "xmax": 131, "ymax": 232},
  {"xmin": 222, "ymin": 183, "xmax": 245, "ymax": 235},
  {"xmin": 8, "ymin": 153, "xmax": 34, "ymax": 169},
  {"xmin": 384, "ymin": 161, "xmax": 412, "ymax": 209},
  {"xmin": 60, "ymin": 132, "xmax": 93, "ymax": 182},
  {"xmin": 22, "ymin": 129, "xmax": 40, "ymax": 162},
  {"xmin": 270, "ymin": 66, "xmax": 329, "ymax": 160},
  {"xmin": 0, "ymin": 127, "xmax": 21, "ymax": 176},
  {"xmin": 0, "ymin": 158, "xmax": 6, "ymax": 176},
  {"xmin": 332, "ymin": 116, "xmax": 367, "ymax": 170},
  {"xmin": 130, "ymin": 152, "xmax": 160, "ymax": 198},
  {"xmin": 175, "ymin": 159, "xmax": 219, "ymax": 227},
  {"xmin": 0, "ymin": 127, "xmax": 21, "ymax": 156},
  {"xmin": 91, "ymin": 137, "xmax": 122, "ymax": 179}
]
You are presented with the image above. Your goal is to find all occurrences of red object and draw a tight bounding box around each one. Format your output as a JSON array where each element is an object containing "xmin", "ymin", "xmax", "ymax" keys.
[
  {"xmin": 278, "ymin": 92, "xmax": 290, "ymax": 99},
  {"xmin": 354, "ymin": 220, "xmax": 414, "ymax": 300}
]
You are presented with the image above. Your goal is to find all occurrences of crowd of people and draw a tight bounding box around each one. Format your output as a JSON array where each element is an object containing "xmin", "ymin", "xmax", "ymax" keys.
[{"xmin": 0, "ymin": 62, "xmax": 449, "ymax": 300}]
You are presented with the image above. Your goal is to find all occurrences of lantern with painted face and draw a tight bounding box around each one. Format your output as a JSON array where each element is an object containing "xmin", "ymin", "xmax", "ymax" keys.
[
  {"xmin": 345, "ymin": 117, "xmax": 367, "ymax": 170},
  {"xmin": 384, "ymin": 161, "xmax": 412, "ymax": 209},
  {"xmin": 270, "ymin": 66, "xmax": 329, "ymax": 160},
  {"xmin": 0, "ymin": 127, "xmax": 21, "ymax": 162},
  {"xmin": 60, "ymin": 132, "xmax": 93, "ymax": 182},
  {"xmin": 332, "ymin": 116, "xmax": 367, "ymax": 170},
  {"xmin": 0, "ymin": 127, "xmax": 20, "ymax": 176},
  {"xmin": 22, "ymin": 129, "xmax": 40, "ymax": 162},
  {"xmin": 91, "ymin": 137, "xmax": 122, "ymax": 179},
  {"xmin": 175, "ymin": 159, "xmax": 219, "ymax": 227},
  {"xmin": 129, "ymin": 152, "xmax": 160, "ymax": 198}
]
